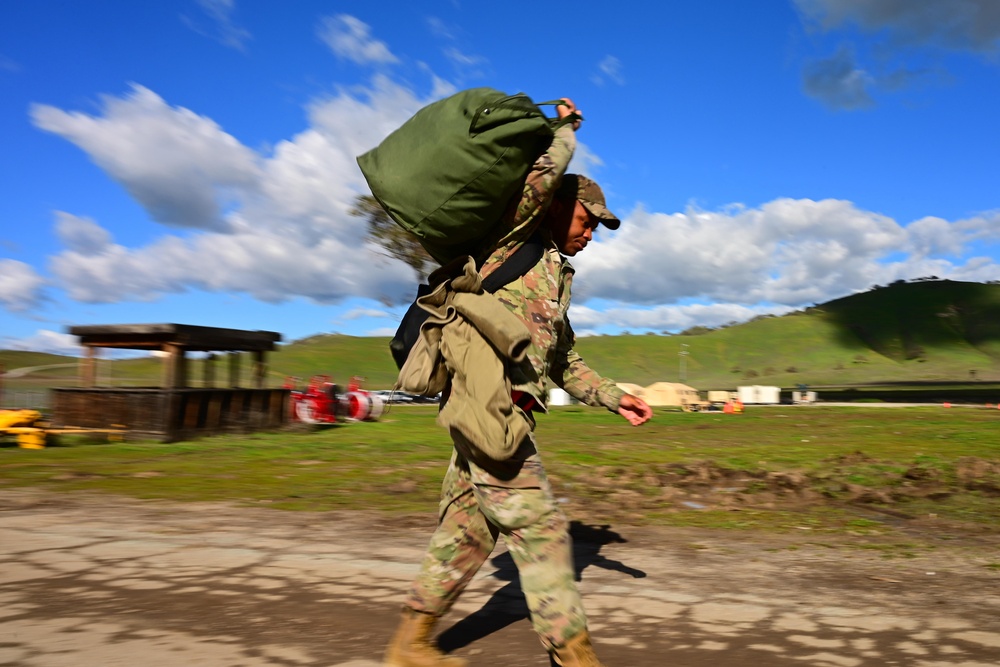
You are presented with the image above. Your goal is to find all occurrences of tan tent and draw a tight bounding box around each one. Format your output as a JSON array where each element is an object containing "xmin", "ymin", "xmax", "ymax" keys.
[
  {"xmin": 638, "ymin": 382, "xmax": 704, "ymax": 408},
  {"xmin": 615, "ymin": 382, "xmax": 647, "ymax": 399}
]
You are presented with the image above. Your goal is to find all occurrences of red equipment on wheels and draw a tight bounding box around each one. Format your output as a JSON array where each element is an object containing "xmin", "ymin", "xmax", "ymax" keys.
[{"xmin": 287, "ymin": 375, "xmax": 384, "ymax": 424}]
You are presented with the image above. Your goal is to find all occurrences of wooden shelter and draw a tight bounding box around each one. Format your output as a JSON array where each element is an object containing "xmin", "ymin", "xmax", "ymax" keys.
[{"xmin": 52, "ymin": 324, "xmax": 288, "ymax": 442}]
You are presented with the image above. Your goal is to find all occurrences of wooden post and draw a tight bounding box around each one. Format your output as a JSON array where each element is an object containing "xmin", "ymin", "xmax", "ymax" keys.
[
  {"xmin": 252, "ymin": 351, "xmax": 266, "ymax": 388},
  {"xmin": 81, "ymin": 346, "xmax": 98, "ymax": 388},
  {"xmin": 162, "ymin": 344, "xmax": 187, "ymax": 389},
  {"xmin": 203, "ymin": 353, "xmax": 216, "ymax": 388},
  {"xmin": 228, "ymin": 352, "xmax": 240, "ymax": 387}
]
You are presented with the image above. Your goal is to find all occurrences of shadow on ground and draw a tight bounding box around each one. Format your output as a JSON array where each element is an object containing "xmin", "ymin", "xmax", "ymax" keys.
[{"xmin": 437, "ymin": 521, "xmax": 646, "ymax": 655}]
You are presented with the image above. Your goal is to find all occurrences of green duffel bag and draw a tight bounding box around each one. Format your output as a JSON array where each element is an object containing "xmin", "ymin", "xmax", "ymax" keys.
[{"xmin": 357, "ymin": 88, "xmax": 574, "ymax": 265}]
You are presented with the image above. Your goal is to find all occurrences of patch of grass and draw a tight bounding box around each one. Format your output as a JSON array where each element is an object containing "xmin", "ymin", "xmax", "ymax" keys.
[
  {"xmin": 2, "ymin": 406, "xmax": 998, "ymax": 537},
  {"xmin": 849, "ymin": 542, "xmax": 929, "ymax": 559}
]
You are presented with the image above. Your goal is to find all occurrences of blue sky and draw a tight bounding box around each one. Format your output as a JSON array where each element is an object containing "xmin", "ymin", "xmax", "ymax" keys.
[{"xmin": 2, "ymin": 0, "xmax": 999, "ymax": 355}]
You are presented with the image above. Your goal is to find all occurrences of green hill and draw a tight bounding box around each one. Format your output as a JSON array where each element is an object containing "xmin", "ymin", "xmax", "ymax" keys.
[
  {"xmin": 0, "ymin": 350, "xmax": 75, "ymax": 370},
  {"xmin": 574, "ymin": 279, "xmax": 1000, "ymax": 388},
  {"xmin": 263, "ymin": 279, "xmax": 1000, "ymax": 389},
  {"xmin": 4, "ymin": 280, "xmax": 1000, "ymax": 392}
]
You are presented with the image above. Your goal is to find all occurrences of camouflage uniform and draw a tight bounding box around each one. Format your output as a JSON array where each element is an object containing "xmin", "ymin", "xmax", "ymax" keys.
[{"xmin": 405, "ymin": 126, "xmax": 623, "ymax": 651}]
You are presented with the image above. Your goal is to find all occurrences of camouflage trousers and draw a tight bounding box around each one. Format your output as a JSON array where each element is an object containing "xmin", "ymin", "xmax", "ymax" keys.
[{"xmin": 405, "ymin": 432, "xmax": 586, "ymax": 649}]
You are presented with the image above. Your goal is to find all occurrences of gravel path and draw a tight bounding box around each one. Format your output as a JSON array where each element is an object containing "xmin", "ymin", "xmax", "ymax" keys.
[{"xmin": 1, "ymin": 488, "xmax": 998, "ymax": 666}]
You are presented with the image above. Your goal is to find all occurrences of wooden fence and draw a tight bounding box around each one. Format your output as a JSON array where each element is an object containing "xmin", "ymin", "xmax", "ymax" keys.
[{"xmin": 52, "ymin": 387, "xmax": 290, "ymax": 442}]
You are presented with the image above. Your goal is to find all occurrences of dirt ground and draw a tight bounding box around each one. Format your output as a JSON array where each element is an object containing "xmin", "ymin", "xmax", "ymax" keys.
[{"xmin": 1, "ymin": 488, "xmax": 998, "ymax": 667}]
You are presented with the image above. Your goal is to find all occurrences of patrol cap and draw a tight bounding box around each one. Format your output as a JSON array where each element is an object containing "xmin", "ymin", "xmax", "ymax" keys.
[{"xmin": 557, "ymin": 174, "xmax": 621, "ymax": 230}]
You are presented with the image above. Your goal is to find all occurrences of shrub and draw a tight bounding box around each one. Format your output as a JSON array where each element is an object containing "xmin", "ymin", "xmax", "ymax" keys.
[{"xmin": 679, "ymin": 325, "xmax": 714, "ymax": 336}]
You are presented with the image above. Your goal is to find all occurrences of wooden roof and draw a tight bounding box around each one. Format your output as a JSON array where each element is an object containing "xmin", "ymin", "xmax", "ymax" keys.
[{"xmin": 68, "ymin": 324, "xmax": 282, "ymax": 352}]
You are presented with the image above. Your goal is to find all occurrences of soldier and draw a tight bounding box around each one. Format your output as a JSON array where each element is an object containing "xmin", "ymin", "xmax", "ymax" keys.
[{"xmin": 384, "ymin": 98, "xmax": 652, "ymax": 667}]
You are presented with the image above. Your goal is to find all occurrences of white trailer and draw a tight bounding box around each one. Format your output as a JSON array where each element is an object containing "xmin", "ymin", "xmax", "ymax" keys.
[
  {"xmin": 793, "ymin": 391, "xmax": 818, "ymax": 404},
  {"xmin": 737, "ymin": 385, "xmax": 781, "ymax": 404}
]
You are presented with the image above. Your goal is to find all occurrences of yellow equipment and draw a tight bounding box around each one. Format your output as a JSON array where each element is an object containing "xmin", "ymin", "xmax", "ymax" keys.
[{"xmin": 0, "ymin": 409, "xmax": 125, "ymax": 449}]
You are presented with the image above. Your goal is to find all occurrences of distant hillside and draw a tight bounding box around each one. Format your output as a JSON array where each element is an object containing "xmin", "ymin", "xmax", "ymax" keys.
[
  {"xmin": 4, "ymin": 280, "xmax": 1000, "ymax": 391},
  {"xmin": 263, "ymin": 280, "xmax": 1000, "ymax": 389},
  {"xmin": 574, "ymin": 279, "xmax": 1000, "ymax": 388},
  {"xmin": 270, "ymin": 334, "xmax": 402, "ymax": 388},
  {"xmin": 0, "ymin": 350, "xmax": 75, "ymax": 370},
  {"xmin": 821, "ymin": 279, "xmax": 1000, "ymax": 364}
]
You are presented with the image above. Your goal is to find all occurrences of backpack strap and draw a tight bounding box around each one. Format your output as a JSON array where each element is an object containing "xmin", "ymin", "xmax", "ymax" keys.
[
  {"xmin": 481, "ymin": 232, "xmax": 545, "ymax": 291},
  {"xmin": 534, "ymin": 99, "xmax": 583, "ymax": 131},
  {"xmin": 389, "ymin": 233, "xmax": 546, "ymax": 370}
]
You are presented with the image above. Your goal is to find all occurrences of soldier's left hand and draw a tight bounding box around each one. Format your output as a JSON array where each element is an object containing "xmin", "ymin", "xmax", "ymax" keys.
[
  {"xmin": 618, "ymin": 394, "xmax": 652, "ymax": 426},
  {"xmin": 557, "ymin": 97, "xmax": 583, "ymax": 131}
]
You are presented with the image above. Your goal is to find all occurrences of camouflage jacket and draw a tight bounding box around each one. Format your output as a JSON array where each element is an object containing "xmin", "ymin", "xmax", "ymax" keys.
[{"xmin": 477, "ymin": 127, "xmax": 625, "ymax": 413}]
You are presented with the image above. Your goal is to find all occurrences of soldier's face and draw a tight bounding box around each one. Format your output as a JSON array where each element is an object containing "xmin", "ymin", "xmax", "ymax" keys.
[{"xmin": 550, "ymin": 199, "xmax": 599, "ymax": 256}]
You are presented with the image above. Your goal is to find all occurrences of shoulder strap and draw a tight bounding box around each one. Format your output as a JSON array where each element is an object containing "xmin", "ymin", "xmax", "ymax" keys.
[
  {"xmin": 389, "ymin": 233, "xmax": 546, "ymax": 370},
  {"xmin": 481, "ymin": 232, "xmax": 545, "ymax": 293}
]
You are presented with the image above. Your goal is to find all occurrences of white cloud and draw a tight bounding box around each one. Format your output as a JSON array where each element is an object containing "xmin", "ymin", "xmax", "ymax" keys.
[
  {"xmin": 571, "ymin": 198, "xmax": 1000, "ymax": 315},
  {"xmin": 593, "ymin": 55, "xmax": 625, "ymax": 86},
  {"xmin": 442, "ymin": 47, "xmax": 488, "ymax": 79},
  {"xmin": 569, "ymin": 302, "xmax": 793, "ymax": 333},
  {"xmin": 55, "ymin": 212, "xmax": 113, "ymax": 254},
  {"xmin": 795, "ymin": 0, "xmax": 1000, "ymax": 107},
  {"xmin": 905, "ymin": 216, "xmax": 965, "ymax": 257},
  {"xmin": 42, "ymin": 79, "xmax": 433, "ymax": 306},
  {"xmin": 0, "ymin": 54, "xmax": 21, "ymax": 73},
  {"xmin": 442, "ymin": 48, "xmax": 482, "ymax": 68},
  {"xmin": 183, "ymin": 0, "xmax": 252, "ymax": 51},
  {"xmin": 318, "ymin": 15, "xmax": 399, "ymax": 66},
  {"xmin": 567, "ymin": 140, "xmax": 604, "ymax": 178},
  {"xmin": 1, "ymin": 329, "xmax": 79, "ymax": 356},
  {"xmin": 0, "ymin": 259, "xmax": 46, "ymax": 312},
  {"xmin": 340, "ymin": 307, "xmax": 392, "ymax": 321},
  {"xmin": 31, "ymin": 85, "xmax": 262, "ymax": 231},
  {"xmin": 795, "ymin": 0, "xmax": 1000, "ymax": 54},
  {"xmin": 950, "ymin": 256, "xmax": 1000, "ymax": 283},
  {"xmin": 802, "ymin": 46, "xmax": 874, "ymax": 110},
  {"xmin": 953, "ymin": 210, "xmax": 1000, "ymax": 242},
  {"xmin": 49, "ymin": 214, "xmax": 416, "ymax": 306},
  {"xmin": 426, "ymin": 17, "xmax": 454, "ymax": 40}
]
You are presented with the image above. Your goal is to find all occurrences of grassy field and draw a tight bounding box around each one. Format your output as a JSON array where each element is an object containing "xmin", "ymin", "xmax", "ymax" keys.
[{"xmin": 2, "ymin": 405, "xmax": 997, "ymax": 538}]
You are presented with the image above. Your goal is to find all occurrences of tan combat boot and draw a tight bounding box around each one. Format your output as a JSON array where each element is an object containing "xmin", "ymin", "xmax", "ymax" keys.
[
  {"xmin": 550, "ymin": 630, "xmax": 605, "ymax": 667},
  {"xmin": 383, "ymin": 607, "xmax": 468, "ymax": 667}
]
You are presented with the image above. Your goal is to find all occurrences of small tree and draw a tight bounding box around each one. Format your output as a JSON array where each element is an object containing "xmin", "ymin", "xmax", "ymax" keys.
[{"xmin": 350, "ymin": 194, "xmax": 434, "ymax": 281}]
